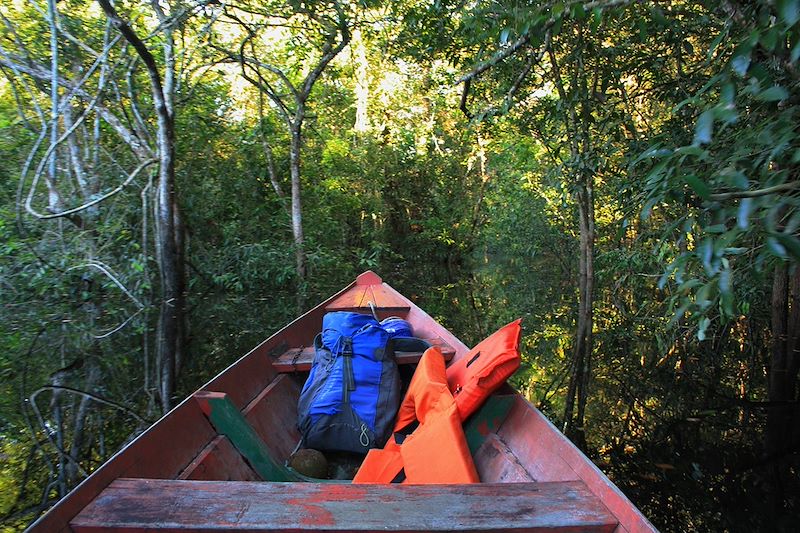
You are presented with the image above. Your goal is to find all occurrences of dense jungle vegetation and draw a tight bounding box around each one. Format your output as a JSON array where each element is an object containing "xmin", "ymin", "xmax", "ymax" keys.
[{"xmin": 2, "ymin": 1, "xmax": 800, "ymax": 531}]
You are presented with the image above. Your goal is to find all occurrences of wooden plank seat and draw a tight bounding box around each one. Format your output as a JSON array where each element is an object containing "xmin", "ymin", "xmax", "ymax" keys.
[
  {"xmin": 272, "ymin": 337, "xmax": 455, "ymax": 373},
  {"xmin": 71, "ymin": 478, "xmax": 618, "ymax": 532}
]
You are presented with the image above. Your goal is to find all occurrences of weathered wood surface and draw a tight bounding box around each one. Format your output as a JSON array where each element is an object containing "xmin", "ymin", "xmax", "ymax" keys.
[
  {"xmin": 498, "ymin": 396, "xmax": 659, "ymax": 533},
  {"xmin": 194, "ymin": 391, "xmax": 303, "ymax": 482},
  {"xmin": 178, "ymin": 436, "xmax": 260, "ymax": 481},
  {"xmin": 325, "ymin": 272, "xmax": 411, "ymax": 312},
  {"xmin": 474, "ymin": 433, "xmax": 535, "ymax": 483},
  {"xmin": 273, "ymin": 337, "xmax": 455, "ymax": 373},
  {"xmin": 27, "ymin": 399, "xmax": 219, "ymax": 533},
  {"xmin": 241, "ymin": 374, "xmax": 301, "ymax": 461},
  {"xmin": 71, "ymin": 478, "xmax": 618, "ymax": 532}
]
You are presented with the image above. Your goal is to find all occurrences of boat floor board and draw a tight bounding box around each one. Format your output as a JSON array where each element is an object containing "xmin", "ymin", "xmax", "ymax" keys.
[
  {"xmin": 178, "ymin": 436, "xmax": 260, "ymax": 481},
  {"xmin": 474, "ymin": 433, "xmax": 536, "ymax": 483},
  {"xmin": 272, "ymin": 338, "xmax": 455, "ymax": 373},
  {"xmin": 241, "ymin": 374, "xmax": 302, "ymax": 461},
  {"xmin": 71, "ymin": 478, "xmax": 618, "ymax": 532}
]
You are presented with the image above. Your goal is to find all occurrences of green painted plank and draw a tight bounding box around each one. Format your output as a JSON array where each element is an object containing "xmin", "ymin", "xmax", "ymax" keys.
[
  {"xmin": 463, "ymin": 394, "xmax": 515, "ymax": 455},
  {"xmin": 194, "ymin": 391, "xmax": 304, "ymax": 482}
]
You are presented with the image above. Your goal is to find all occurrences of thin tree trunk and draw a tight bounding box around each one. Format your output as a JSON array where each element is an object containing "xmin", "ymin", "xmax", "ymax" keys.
[
  {"xmin": 97, "ymin": 0, "xmax": 185, "ymax": 412},
  {"xmin": 574, "ymin": 180, "xmax": 595, "ymax": 451},
  {"xmin": 290, "ymin": 122, "xmax": 306, "ymax": 311},
  {"xmin": 766, "ymin": 264, "xmax": 789, "ymax": 513},
  {"xmin": 353, "ymin": 28, "xmax": 369, "ymax": 133}
]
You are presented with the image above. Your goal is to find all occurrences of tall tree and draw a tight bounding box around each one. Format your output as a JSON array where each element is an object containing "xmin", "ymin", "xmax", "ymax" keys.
[
  {"xmin": 210, "ymin": 0, "xmax": 352, "ymax": 309},
  {"xmin": 96, "ymin": 0, "xmax": 185, "ymax": 412}
]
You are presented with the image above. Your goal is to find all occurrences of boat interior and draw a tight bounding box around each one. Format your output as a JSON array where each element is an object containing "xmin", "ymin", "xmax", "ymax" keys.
[{"xmin": 33, "ymin": 272, "xmax": 654, "ymax": 533}]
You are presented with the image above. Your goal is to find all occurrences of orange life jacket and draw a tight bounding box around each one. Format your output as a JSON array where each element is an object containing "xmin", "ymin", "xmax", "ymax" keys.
[
  {"xmin": 354, "ymin": 346, "xmax": 478, "ymax": 484},
  {"xmin": 446, "ymin": 319, "xmax": 522, "ymax": 421}
]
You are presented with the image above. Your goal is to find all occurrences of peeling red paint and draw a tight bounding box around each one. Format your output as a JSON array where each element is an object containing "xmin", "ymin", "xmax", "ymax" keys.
[{"xmin": 288, "ymin": 498, "xmax": 335, "ymax": 526}]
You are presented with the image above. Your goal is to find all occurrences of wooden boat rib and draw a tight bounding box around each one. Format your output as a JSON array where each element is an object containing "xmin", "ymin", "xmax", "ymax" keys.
[{"xmin": 30, "ymin": 271, "xmax": 658, "ymax": 533}]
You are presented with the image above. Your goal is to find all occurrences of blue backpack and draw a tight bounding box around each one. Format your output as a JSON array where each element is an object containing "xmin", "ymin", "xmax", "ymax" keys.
[{"xmin": 298, "ymin": 312, "xmax": 426, "ymax": 453}]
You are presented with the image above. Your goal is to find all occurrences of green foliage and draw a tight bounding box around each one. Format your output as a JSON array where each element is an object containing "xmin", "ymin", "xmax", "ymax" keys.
[
  {"xmin": 638, "ymin": 1, "xmax": 800, "ymax": 337},
  {"xmin": 1, "ymin": 1, "xmax": 798, "ymax": 531}
]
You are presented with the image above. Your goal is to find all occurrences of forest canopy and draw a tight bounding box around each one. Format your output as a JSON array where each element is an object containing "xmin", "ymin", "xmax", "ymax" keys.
[{"xmin": 1, "ymin": 1, "xmax": 799, "ymax": 531}]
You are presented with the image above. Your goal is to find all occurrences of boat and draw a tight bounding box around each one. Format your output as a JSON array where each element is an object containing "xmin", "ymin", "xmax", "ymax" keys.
[{"xmin": 30, "ymin": 271, "xmax": 658, "ymax": 532}]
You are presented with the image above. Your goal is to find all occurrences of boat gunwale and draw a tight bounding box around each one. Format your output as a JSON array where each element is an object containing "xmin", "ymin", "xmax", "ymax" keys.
[{"xmin": 28, "ymin": 271, "xmax": 658, "ymax": 533}]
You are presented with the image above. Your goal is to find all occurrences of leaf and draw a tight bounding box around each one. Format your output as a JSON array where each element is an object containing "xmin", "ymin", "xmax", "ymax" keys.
[
  {"xmin": 591, "ymin": 7, "xmax": 602, "ymax": 30},
  {"xmin": 697, "ymin": 317, "xmax": 710, "ymax": 341},
  {"xmin": 720, "ymin": 82, "xmax": 736, "ymax": 106},
  {"xmin": 721, "ymin": 290, "xmax": 735, "ymax": 318},
  {"xmin": 552, "ymin": 2, "xmax": 565, "ymax": 17},
  {"xmin": 756, "ymin": 85, "xmax": 789, "ymax": 101},
  {"xmin": 697, "ymin": 282, "xmax": 713, "ymax": 309},
  {"xmin": 737, "ymin": 198, "xmax": 753, "ymax": 229},
  {"xmin": 675, "ymin": 146, "xmax": 706, "ymax": 157},
  {"xmin": 679, "ymin": 279, "xmax": 703, "ymax": 293},
  {"xmin": 767, "ymin": 236, "xmax": 789, "ymax": 258},
  {"xmin": 775, "ymin": 233, "xmax": 800, "ymax": 259},
  {"xmin": 684, "ymin": 174, "xmax": 711, "ymax": 199},
  {"xmin": 708, "ymin": 32, "xmax": 725, "ymax": 60},
  {"xmin": 792, "ymin": 39, "xmax": 800, "ymax": 62},
  {"xmin": 699, "ymin": 238, "xmax": 714, "ymax": 272},
  {"xmin": 778, "ymin": 0, "xmax": 800, "ymax": 26},
  {"xmin": 760, "ymin": 27, "xmax": 779, "ymax": 51},
  {"xmin": 500, "ymin": 28, "xmax": 510, "ymax": 44},
  {"xmin": 730, "ymin": 53, "xmax": 751, "ymax": 76},
  {"xmin": 693, "ymin": 110, "xmax": 714, "ymax": 145}
]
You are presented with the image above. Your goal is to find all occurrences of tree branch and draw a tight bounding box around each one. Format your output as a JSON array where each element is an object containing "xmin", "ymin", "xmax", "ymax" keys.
[{"xmin": 709, "ymin": 181, "xmax": 800, "ymax": 201}]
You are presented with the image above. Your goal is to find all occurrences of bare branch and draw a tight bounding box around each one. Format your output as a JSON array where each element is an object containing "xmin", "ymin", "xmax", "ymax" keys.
[
  {"xmin": 457, "ymin": 0, "xmax": 633, "ymax": 84},
  {"xmin": 69, "ymin": 259, "xmax": 146, "ymax": 309},
  {"xmin": 0, "ymin": 53, "xmax": 153, "ymax": 159},
  {"xmin": 26, "ymin": 158, "xmax": 156, "ymax": 221},
  {"xmin": 709, "ymin": 181, "xmax": 800, "ymax": 201}
]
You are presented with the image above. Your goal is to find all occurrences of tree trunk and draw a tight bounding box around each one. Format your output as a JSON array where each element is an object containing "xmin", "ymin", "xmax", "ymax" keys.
[
  {"xmin": 97, "ymin": 0, "xmax": 186, "ymax": 412},
  {"xmin": 290, "ymin": 122, "xmax": 306, "ymax": 311},
  {"xmin": 563, "ymin": 179, "xmax": 594, "ymax": 451},
  {"xmin": 766, "ymin": 264, "xmax": 789, "ymax": 513},
  {"xmin": 154, "ymin": 102, "xmax": 183, "ymax": 413},
  {"xmin": 353, "ymin": 28, "xmax": 370, "ymax": 133},
  {"xmin": 574, "ymin": 180, "xmax": 595, "ymax": 451}
]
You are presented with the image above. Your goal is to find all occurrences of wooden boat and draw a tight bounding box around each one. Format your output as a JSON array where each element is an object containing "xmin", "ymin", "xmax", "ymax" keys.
[{"xmin": 30, "ymin": 271, "xmax": 658, "ymax": 533}]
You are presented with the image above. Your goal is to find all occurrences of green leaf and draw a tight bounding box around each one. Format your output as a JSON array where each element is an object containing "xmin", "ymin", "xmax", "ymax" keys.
[
  {"xmin": 775, "ymin": 233, "xmax": 800, "ymax": 259},
  {"xmin": 591, "ymin": 7, "xmax": 602, "ymax": 30},
  {"xmin": 652, "ymin": 7, "xmax": 667, "ymax": 26},
  {"xmin": 697, "ymin": 317, "xmax": 710, "ymax": 341},
  {"xmin": 792, "ymin": 39, "xmax": 800, "ymax": 62},
  {"xmin": 699, "ymin": 238, "xmax": 714, "ymax": 272},
  {"xmin": 679, "ymin": 279, "xmax": 703, "ymax": 293},
  {"xmin": 730, "ymin": 49, "xmax": 751, "ymax": 76},
  {"xmin": 693, "ymin": 110, "xmax": 714, "ymax": 145},
  {"xmin": 767, "ymin": 236, "xmax": 789, "ymax": 258},
  {"xmin": 697, "ymin": 283, "xmax": 713, "ymax": 309},
  {"xmin": 720, "ymin": 82, "xmax": 736, "ymax": 106},
  {"xmin": 756, "ymin": 85, "xmax": 789, "ymax": 101},
  {"xmin": 684, "ymin": 174, "xmax": 711, "ymax": 199},
  {"xmin": 737, "ymin": 198, "xmax": 753, "ymax": 229},
  {"xmin": 778, "ymin": 0, "xmax": 800, "ymax": 26},
  {"xmin": 571, "ymin": 3, "xmax": 586, "ymax": 20},
  {"xmin": 552, "ymin": 2, "xmax": 565, "ymax": 17},
  {"xmin": 708, "ymin": 32, "xmax": 725, "ymax": 60},
  {"xmin": 675, "ymin": 146, "xmax": 706, "ymax": 157},
  {"xmin": 760, "ymin": 27, "xmax": 779, "ymax": 50}
]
